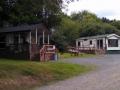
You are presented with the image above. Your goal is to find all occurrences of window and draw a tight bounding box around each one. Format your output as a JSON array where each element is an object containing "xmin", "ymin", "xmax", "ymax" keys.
[
  {"xmin": 108, "ymin": 39, "xmax": 118, "ymax": 47},
  {"xmin": 20, "ymin": 33, "xmax": 26, "ymax": 43},
  {"xmin": 0, "ymin": 36, "xmax": 6, "ymax": 49},
  {"xmin": 84, "ymin": 39, "xmax": 87, "ymax": 41},
  {"xmin": 78, "ymin": 42, "xmax": 80, "ymax": 46},
  {"xmin": 90, "ymin": 40, "xmax": 92, "ymax": 45}
]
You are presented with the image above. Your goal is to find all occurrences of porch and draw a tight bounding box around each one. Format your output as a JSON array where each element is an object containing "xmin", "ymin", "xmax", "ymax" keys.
[
  {"xmin": 67, "ymin": 44, "xmax": 107, "ymax": 55},
  {"xmin": 0, "ymin": 43, "xmax": 58, "ymax": 61}
]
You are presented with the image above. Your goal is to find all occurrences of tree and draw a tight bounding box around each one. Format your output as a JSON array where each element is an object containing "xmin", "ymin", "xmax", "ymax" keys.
[
  {"xmin": 50, "ymin": 14, "xmax": 80, "ymax": 52},
  {"xmin": 50, "ymin": 29, "xmax": 68, "ymax": 53},
  {"xmin": 0, "ymin": 0, "xmax": 79, "ymax": 28},
  {"xmin": 111, "ymin": 20, "xmax": 120, "ymax": 30},
  {"xmin": 103, "ymin": 23, "xmax": 120, "ymax": 35},
  {"xmin": 79, "ymin": 23, "xmax": 104, "ymax": 37},
  {"xmin": 101, "ymin": 17, "xmax": 113, "ymax": 23},
  {"xmin": 71, "ymin": 10, "xmax": 102, "ymax": 24},
  {"xmin": 0, "ymin": 7, "xmax": 2, "ymax": 12},
  {"xmin": 79, "ymin": 22, "xmax": 120, "ymax": 37},
  {"xmin": 55, "ymin": 14, "xmax": 80, "ymax": 45},
  {"xmin": 0, "ymin": 0, "xmax": 12, "ymax": 27}
]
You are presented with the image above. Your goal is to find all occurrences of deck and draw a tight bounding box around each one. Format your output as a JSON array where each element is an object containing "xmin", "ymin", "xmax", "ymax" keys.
[{"xmin": 67, "ymin": 45, "xmax": 106, "ymax": 55}]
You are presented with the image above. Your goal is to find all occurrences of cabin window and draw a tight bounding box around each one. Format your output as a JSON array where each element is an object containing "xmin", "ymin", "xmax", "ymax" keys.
[
  {"xmin": 0, "ymin": 36, "xmax": 6, "ymax": 49},
  {"xmin": 108, "ymin": 39, "xmax": 118, "ymax": 47},
  {"xmin": 90, "ymin": 40, "xmax": 92, "ymax": 45},
  {"xmin": 21, "ymin": 33, "xmax": 27, "ymax": 43}
]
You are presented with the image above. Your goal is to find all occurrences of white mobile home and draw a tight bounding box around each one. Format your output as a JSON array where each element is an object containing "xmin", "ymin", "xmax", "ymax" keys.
[{"xmin": 76, "ymin": 34, "xmax": 120, "ymax": 54}]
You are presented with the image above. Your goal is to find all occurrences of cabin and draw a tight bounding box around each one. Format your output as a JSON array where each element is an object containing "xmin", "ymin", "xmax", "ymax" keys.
[
  {"xmin": 0, "ymin": 24, "xmax": 58, "ymax": 61},
  {"xmin": 76, "ymin": 34, "xmax": 120, "ymax": 54}
]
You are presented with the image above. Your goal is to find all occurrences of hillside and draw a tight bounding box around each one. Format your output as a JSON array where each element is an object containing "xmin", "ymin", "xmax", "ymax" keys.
[{"xmin": 0, "ymin": 59, "xmax": 96, "ymax": 90}]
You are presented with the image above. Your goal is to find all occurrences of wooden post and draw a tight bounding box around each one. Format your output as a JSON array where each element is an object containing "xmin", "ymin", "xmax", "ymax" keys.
[
  {"xmin": 48, "ymin": 34, "xmax": 49, "ymax": 44},
  {"xmin": 89, "ymin": 45, "xmax": 90, "ymax": 50},
  {"xmin": 43, "ymin": 30, "xmax": 44, "ymax": 45},
  {"xmin": 83, "ymin": 45, "xmax": 84, "ymax": 50},
  {"xmin": 18, "ymin": 33, "xmax": 20, "ymax": 44},
  {"xmin": 38, "ymin": 35, "xmax": 40, "ymax": 46},
  {"xmin": 18, "ymin": 33, "xmax": 21, "ymax": 52},
  {"xmin": 35, "ymin": 28, "xmax": 37, "ymax": 44},
  {"xmin": 29, "ymin": 31, "xmax": 31, "ymax": 53},
  {"xmin": 35, "ymin": 28, "xmax": 37, "ymax": 52},
  {"xmin": 105, "ymin": 44, "xmax": 107, "ymax": 50},
  {"xmin": 94, "ymin": 45, "xmax": 95, "ymax": 50}
]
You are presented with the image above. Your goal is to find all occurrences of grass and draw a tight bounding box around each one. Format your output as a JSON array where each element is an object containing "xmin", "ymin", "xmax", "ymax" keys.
[
  {"xmin": 0, "ymin": 58, "xmax": 97, "ymax": 90},
  {"xmin": 58, "ymin": 53, "xmax": 95, "ymax": 59}
]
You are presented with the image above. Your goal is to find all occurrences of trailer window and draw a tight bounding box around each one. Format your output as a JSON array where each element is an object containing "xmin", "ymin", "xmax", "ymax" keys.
[{"xmin": 108, "ymin": 39, "xmax": 118, "ymax": 47}]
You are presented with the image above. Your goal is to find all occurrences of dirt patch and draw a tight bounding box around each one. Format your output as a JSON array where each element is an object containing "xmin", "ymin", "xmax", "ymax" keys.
[{"xmin": 0, "ymin": 74, "xmax": 57, "ymax": 90}]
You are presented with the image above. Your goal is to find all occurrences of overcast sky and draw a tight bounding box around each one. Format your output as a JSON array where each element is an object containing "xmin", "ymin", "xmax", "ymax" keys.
[{"xmin": 64, "ymin": 0, "xmax": 120, "ymax": 20}]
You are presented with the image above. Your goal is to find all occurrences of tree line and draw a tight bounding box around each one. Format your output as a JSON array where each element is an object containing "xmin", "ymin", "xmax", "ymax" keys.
[{"xmin": 0, "ymin": 0, "xmax": 120, "ymax": 52}]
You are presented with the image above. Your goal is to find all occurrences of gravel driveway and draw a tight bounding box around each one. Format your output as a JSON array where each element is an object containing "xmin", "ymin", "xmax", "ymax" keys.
[{"xmin": 35, "ymin": 55, "xmax": 120, "ymax": 90}]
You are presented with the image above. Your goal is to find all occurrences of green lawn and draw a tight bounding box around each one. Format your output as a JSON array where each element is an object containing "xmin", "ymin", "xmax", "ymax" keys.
[
  {"xmin": 0, "ymin": 58, "xmax": 97, "ymax": 90},
  {"xmin": 58, "ymin": 53, "xmax": 95, "ymax": 59}
]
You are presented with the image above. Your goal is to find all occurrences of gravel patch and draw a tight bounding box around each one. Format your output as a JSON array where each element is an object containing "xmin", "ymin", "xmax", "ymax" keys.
[{"xmin": 35, "ymin": 55, "xmax": 120, "ymax": 90}]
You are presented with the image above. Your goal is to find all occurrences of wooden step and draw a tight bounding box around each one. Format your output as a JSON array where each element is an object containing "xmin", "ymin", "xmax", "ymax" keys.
[{"xmin": 32, "ymin": 53, "xmax": 40, "ymax": 61}]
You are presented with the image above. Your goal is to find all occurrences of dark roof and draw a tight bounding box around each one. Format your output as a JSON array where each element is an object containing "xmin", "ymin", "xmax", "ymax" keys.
[
  {"xmin": 76, "ymin": 33, "xmax": 120, "ymax": 40},
  {"xmin": 0, "ymin": 24, "xmax": 42, "ymax": 33}
]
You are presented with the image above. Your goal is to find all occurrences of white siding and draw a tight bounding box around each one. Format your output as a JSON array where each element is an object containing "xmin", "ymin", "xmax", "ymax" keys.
[
  {"xmin": 76, "ymin": 38, "xmax": 107, "ymax": 46},
  {"xmin": 83, "ymin": 40, "xmax": 89, "ymax": 46},
  {"xmin": 82, "ymin": 39, "xmax": 96, "ymax": 46},
  {"xmin": 103, "ymin": 38, "xmax": 106, "ymax": 45},
  {"xmin": 91, "ymin": 39, "xmax": 96, "ymax": 45},
  {"xmin": 107, "ymin": 47, "xmax": 120, "ymax": 50},
  {"xmin": 108, "ymin": 36, "xmax": 118, "ymax": 39}
]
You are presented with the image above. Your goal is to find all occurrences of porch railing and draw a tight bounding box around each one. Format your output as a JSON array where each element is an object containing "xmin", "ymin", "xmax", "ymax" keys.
[
  {"xmin": 9, "ymin": 43, "xmax": 30, "ymax": 52},
  {"xmin": 9, "ymin": 43, "xmax": 59, "ymax": 53},
  {"xmin": 67, "ymin": 44, "xmax": 107, "ymax": 51},
  {"xmin": 40, "ymin": 45, "xmax": 58, "ymax": 61},
  {"xmin": 9, "ymin": 43, "xmax": 39, "ymax": 53}
]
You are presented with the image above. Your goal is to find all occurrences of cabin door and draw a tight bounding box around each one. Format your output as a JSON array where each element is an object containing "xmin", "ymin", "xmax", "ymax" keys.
[
  {"xmin": 39, "ymin": 37, "xmax": 43, "ymax": 45},
  {"xmin": 97, "ymin": 39, "xmax": 103, "ymax": 49}
]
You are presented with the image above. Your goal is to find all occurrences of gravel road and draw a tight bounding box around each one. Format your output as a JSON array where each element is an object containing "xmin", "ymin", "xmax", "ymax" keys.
[{"xmin": 35, "ymin": 55, "xmax": 120, "ymax": 90}]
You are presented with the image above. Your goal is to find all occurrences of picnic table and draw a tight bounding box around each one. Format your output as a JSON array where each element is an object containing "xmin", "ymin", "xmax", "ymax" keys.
[
  {"xmin": 67, "ymin": 46, "xmax": 83, "ymax": 56},
  {"xmin": 69, "ymin": 50, "xmax": 83, "ymax": 56}
]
